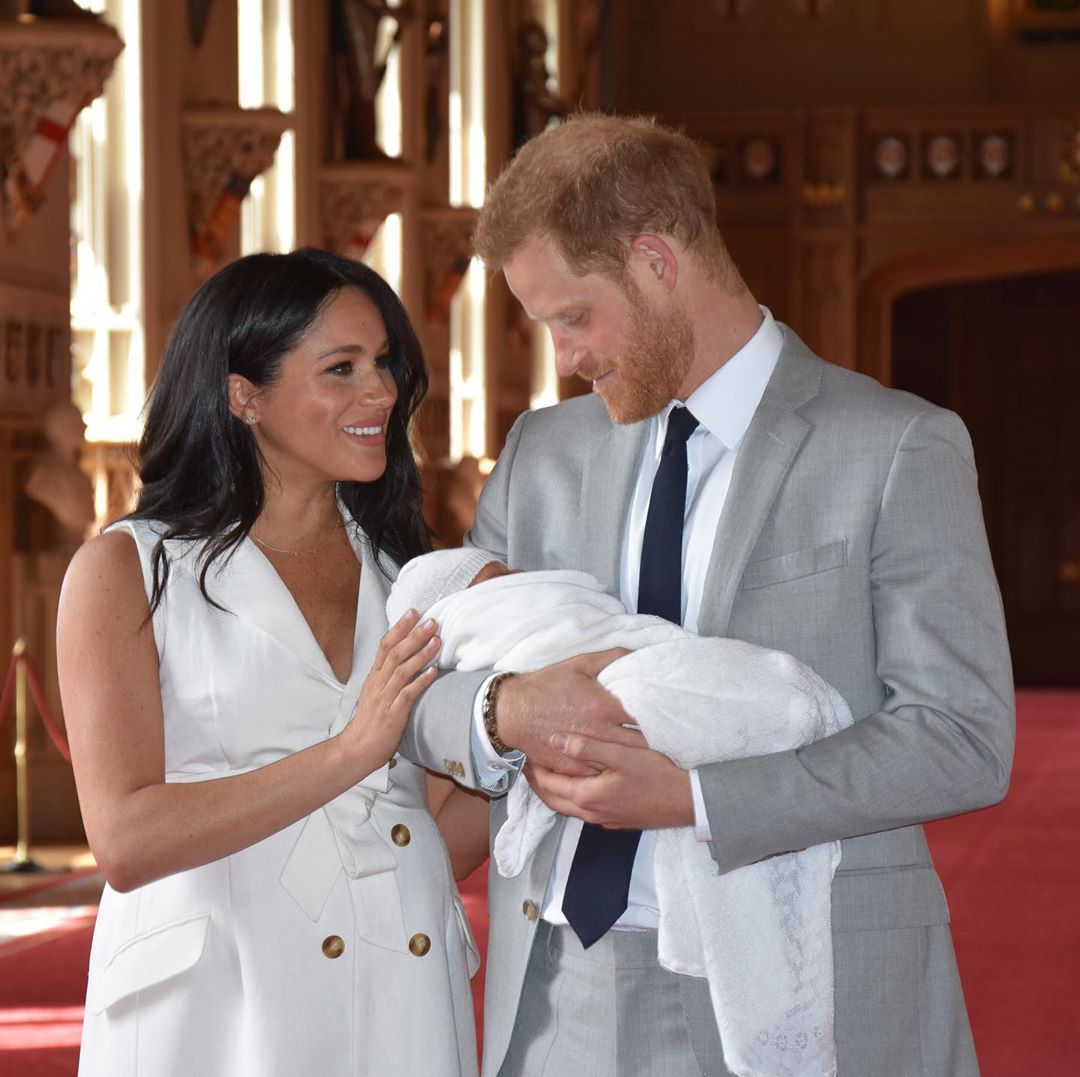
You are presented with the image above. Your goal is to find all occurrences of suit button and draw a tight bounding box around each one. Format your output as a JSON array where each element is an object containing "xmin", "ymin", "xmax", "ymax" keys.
[
  {"xmin": 322, "ymin": 935, "xmax": 345, "ymax": 959},
  {"xmin": 522, "ymin": 900, "xmax": 539, "ymax": 922},
  {"xmin": 409, "ymin": 933, "xmax": 431, "ymax": 957},
  {"xmin": 391, "ymin": 824, "xmax": 411, "ymax": 847}
]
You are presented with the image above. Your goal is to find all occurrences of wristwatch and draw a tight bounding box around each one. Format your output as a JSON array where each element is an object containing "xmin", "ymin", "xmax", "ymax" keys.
[{"xmin": 481, "ymin": 671, "xmax": 517, "ymax": 755}]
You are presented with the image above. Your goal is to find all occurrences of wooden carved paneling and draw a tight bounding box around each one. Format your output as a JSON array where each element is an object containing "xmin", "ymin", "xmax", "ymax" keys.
[
  {"xmin": 666, "ymin": 104, "xmax": 1080, "ymax": 376},
  {"xmin": 795, "ymin": 233, "xmax": 856, "ymax": 369}
]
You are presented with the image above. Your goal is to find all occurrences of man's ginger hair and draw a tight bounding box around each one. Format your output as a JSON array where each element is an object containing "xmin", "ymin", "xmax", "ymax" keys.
[{"xmin": 473, "ymin": 112, "xmax": 732, "ymax": 280}]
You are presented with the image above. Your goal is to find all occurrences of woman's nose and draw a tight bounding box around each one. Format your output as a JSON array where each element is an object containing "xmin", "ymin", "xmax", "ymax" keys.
[{"xmin": 359, "ymin": 367, "xmax": 397, "ymax": 407}]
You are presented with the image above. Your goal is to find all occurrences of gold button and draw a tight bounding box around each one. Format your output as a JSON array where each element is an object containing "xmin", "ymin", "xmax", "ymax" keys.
[
  {"xmin": 522, "ymin": 900, "xmax": 539, "ymax": 922},
  {"xmin": 408, "ymin": 933, "xmax": 431, "ymax": 957},
  {"xmin": 391, "ymin": 824, "xmax": 411, "ymax": 847},
  {"xmin": 389, "ymin": 757, "xmax": 397, "ymax": 769},
  {"xmin": 322, "ymin": 935, "xmax": 345, "ymax": 959}
]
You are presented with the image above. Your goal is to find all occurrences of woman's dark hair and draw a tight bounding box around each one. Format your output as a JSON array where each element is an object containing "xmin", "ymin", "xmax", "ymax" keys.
[{"xmin": 131, "ymin": 247, "xmax": 431, "ymax": 612}]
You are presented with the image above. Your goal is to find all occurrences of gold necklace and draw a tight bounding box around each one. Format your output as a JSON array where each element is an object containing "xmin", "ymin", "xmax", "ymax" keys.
[{"xmin": 251, "ymin": 521, "xmax": 342, "ymax": 558}]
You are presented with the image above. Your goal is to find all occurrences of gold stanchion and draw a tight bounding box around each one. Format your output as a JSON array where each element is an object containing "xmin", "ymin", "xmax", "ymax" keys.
[{"xmin": 2, "ymin": 639, "xmax": 45, "ymax": 873}]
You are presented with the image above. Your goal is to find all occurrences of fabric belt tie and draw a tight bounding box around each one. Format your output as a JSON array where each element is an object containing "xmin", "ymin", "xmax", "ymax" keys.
[{"xmin": 562, "ymin": 404, "xmax": 699, "ymax": 949}]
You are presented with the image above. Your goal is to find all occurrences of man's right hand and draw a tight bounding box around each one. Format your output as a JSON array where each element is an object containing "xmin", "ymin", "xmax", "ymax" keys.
[{"xmin": 494, "ymin": 648, "xmax": 643, "ymax": 775}]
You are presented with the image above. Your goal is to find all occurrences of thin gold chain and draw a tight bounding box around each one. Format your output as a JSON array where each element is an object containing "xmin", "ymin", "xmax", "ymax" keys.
[{"xmin": 251, "ymin": 521, "xmax": 342, "ymax": 558}]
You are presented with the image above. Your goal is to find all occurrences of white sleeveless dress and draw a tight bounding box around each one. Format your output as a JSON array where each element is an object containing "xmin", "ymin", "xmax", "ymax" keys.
[{"xmin": 78, "ymin": 517, "xmax": 480, "ymax": 1076}]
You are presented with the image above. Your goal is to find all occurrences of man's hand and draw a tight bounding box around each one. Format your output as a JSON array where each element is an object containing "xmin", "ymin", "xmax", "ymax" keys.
[
  {"xmin": 526, "ymin": 735, "xmax": 695, "ymax": 830},
  {"xmin": 495, "ymin": 649, "xmax": 638, "ymax": 775}
]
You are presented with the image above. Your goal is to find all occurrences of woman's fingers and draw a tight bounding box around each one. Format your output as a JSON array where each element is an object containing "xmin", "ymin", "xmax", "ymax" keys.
[
  {"xmin": 374, "ymin": 608, "xmax": 420, "ymax": 667},
  {"xmin": 385, "ymin": 634, "xmax": 441, "ymax": 693},
  {"xmin": 373, "ymin": 614, "xmax": 437, "ymax": 681}
]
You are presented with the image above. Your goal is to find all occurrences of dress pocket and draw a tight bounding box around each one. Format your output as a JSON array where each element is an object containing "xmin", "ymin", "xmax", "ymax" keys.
[
  {"xmin": 740, "ymin": 538, "xmax": 848, "ymax": 590},
  {"xmin": 450, "ymin": 895, "xmax": 481, "ymax": 978},
  {"xmin": 85, "ymin": 912, "xmax": 211, "ymax": 1014}
]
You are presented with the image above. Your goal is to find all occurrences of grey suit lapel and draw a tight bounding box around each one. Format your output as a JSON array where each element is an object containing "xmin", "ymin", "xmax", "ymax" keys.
[
  {"xmin": 699, "ymin": 327, "xmax": 823, "ymax": 637},
  {"xmin": 578, "ymin": 417, "xmax": 649, "ymax": 594}
]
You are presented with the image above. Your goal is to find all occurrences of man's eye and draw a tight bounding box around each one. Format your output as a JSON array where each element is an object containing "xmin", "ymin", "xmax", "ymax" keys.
[{"xmin": 563, "ymin": 312, "xmax": 586, "ymax": 328}]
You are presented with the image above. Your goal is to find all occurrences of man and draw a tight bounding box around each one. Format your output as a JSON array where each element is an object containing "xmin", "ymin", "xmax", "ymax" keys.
[{"xmin": 403, "ymin": 113, "xmax": 1014, "ymax": 1076}]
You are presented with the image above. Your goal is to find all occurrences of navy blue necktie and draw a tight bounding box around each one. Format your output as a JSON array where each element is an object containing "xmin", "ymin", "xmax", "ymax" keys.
[{"xmin": 562, "ymin": 405, "xmax": 699, "ymax": 949}]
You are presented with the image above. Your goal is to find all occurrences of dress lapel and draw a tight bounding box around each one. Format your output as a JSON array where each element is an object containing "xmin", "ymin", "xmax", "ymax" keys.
[
  {"xmin": 196, "ymin": 538, "xmax": 343, "ymax": 684},
  {"xmin": 346, "ymin": 525, "xmax": 393, "ymax": 694},
  {"xmin": 578, "ymin": 417, "xmax": 649, "ymax": 595},
  {"xmin": 187, "ymin": 504, "xmax": 379, "ymax": 688},
  {"xmin": 698, "ymin": 327, "xmax": 823, "ymax": 638}
]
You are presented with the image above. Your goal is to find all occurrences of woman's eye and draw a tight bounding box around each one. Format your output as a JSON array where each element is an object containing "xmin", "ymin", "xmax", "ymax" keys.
[
  {"xmin": 327, "ymin": 360, "xmax": 353, "ymax": 376},
  {"xmin": 375, "ymin": 352, "xmax": 391, "ymax": 367}
]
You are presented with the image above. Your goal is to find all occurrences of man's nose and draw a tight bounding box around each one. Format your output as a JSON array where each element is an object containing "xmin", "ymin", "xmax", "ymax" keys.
[{"xmin": 552, "ymin": 330, "xmax": 582, "ymax": 378}]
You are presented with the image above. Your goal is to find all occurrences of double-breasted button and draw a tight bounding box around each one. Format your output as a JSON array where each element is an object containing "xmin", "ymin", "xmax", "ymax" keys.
[
  {"xmin": 409, "ymin": 933, "xmax": 431, "ymax": 957},
  {"xmin": 391, "ymin": 824, "xmax": 411, "ymax": 847},
  {"xmin": 322, "ymin": 935, "xmax": 345, "ymax": 959},
  {"xmin": 522, "ymin": 900, "xmax": 539, "ymax": 922}
]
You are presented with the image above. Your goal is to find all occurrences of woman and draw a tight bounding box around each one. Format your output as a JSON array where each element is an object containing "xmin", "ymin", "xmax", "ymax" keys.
[{"xmin": 57, "ymin": 249, "xmax": 480, "ymax": 1076}]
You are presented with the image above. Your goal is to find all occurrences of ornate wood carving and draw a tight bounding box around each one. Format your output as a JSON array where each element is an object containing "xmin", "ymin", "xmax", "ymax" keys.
[
  {"xmin": 318, "ymin": 161, "xmax": 412, "ymax": 256},
  {"xmin": 421, "ymin": 205, "xmax": 476, "ymax": 325},
  {"xmin": 0, "ymin": 18, "xmax": 122, "ymax": 229},
  {"xmin": 668, "ymin": 104, "xmax": 1080, "ymax": 372},
  {"xmin": 182, "ymin": 106, "xmax": 292, "ymax": 272}
]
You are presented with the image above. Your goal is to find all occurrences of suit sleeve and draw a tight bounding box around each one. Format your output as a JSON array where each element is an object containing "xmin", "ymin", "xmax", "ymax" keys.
[
  {"xmin": 697, "ymin": 407, "xmax": 1015, "ymax": 873},
  {"xmin": 396, "ymin": 411, "xmax": 528, "ymax": 788}
]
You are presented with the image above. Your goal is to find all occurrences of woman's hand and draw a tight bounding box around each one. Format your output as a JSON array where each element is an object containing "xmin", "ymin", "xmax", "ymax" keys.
[
  {"xmin": 60, "ymin": 536, "xmax": 443, "ymax": 893},
  {"xmin": 342, "ymin": 610, "xmax": 440, "ymax": 769}
]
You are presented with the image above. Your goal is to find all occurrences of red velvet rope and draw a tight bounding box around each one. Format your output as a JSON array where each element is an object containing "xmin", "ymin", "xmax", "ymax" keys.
[
  {"xmin": 0, "ymin": 651, "xmax": 16, "ymax": 734},
  {"xmin": 0, "ymin": 649, "xmax": 71, "ymax": 762}
]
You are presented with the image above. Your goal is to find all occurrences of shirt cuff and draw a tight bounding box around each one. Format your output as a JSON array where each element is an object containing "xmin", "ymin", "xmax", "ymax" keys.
[
  {"xmin": 689, "ymin": 768, "xmax": 713, "ymax": 842},
  {"xmin": 470, "ymin": 673, "xmax": 525, "ymax": 794}
]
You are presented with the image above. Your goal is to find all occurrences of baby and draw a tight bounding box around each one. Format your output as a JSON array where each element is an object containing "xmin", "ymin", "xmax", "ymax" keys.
[{"xmin": 389, "ymin": 547, "xmax": 851, "ymax": 1077}]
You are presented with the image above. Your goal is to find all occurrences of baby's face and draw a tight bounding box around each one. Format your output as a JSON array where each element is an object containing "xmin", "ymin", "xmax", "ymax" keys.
[{"xmin": 468, "ymin": 561, "xmax": 515, "ymax": 587}]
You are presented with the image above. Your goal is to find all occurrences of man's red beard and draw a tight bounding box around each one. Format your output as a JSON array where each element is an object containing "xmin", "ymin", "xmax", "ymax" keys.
[{"xmin": 585, "ymin": 281, "xmax": 695, "ymax": 425}]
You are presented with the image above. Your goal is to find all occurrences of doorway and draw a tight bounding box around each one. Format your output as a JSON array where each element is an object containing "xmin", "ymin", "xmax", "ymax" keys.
[{"xmin": 892, "ymin": 270, "xmax": 1080, "ymax": 686}]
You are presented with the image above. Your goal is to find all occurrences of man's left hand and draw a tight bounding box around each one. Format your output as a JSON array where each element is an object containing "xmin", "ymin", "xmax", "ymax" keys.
[{"xmin": 526, "ymin": 734, "xmax": 695, "ymax": 829}]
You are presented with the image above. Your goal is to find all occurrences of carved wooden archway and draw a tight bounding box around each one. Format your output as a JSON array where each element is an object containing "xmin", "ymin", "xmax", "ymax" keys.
[{"xmin": 858, "ymin": 231, "xmax": 1080, "ymax": 387}]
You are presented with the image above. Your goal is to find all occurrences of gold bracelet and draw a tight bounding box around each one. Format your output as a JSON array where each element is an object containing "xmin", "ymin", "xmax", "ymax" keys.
[{"xmin": 482, "ymin": 672, "xmax": 517, "ymax": 755}]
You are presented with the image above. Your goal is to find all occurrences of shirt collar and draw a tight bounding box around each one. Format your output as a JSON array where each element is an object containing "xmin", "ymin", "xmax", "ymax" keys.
[{"xmin": 656, "ymin": 306, "xmax": 783, "ymax": 453}]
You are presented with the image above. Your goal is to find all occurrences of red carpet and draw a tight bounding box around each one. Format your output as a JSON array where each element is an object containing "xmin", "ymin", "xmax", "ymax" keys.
[
  {"xmin": 1, "ymin": 690, "xmax": 1074, "ymax": 1075},
  {"xmin": 924, "ymin": 690, "xmax": 1080, "ymax": 1076}
]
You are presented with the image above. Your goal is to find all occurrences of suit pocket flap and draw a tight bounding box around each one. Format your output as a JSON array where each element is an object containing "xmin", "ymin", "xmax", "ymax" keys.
[
  {"xmin": 741, "ymin": 538, "xmax": 848, "ymax": 590},
  {"xmin": 832, "ymin": 866, "xmax": 950, "ymax": 933},
  {"xmin": 86, "ymin": 913, "xmax": 210, "ymax": 1014}
]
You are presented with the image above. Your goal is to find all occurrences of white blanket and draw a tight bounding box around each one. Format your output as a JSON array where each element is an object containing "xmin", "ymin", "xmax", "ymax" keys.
[{"xmin": 391, "ymin": 564, "xmax": 852, "ymax": 1077}]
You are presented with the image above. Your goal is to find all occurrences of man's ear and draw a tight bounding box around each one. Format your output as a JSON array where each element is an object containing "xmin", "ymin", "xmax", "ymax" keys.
[
  {"xmin": 629, "ymin": 234, "xmax": 678, "ymax": 294},
  {"xmin": 227, "ymin": 374, "xmax": 261, "ymax": 424}
]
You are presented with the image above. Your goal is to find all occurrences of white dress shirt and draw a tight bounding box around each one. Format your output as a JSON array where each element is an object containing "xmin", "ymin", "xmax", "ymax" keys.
[{"xmin": 474, "ymin": 307, "xmax": 783, "ymax": 930}]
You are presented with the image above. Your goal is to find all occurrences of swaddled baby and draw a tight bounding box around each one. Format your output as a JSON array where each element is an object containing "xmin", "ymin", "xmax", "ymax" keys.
[{"xmin": 389, "ymin": 548, "xmax": 851, "ymax": 1077}]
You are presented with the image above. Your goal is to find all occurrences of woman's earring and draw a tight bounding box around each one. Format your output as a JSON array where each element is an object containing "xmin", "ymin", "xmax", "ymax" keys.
[{"xmin": 244, "ymin": 411, "xmax": 258, "ymax": 425}]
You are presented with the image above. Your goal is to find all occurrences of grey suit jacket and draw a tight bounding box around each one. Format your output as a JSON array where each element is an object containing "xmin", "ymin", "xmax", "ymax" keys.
[{"xmin": 404, "ymin": 326, "xmax": 1014, "ymax": 1077}]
